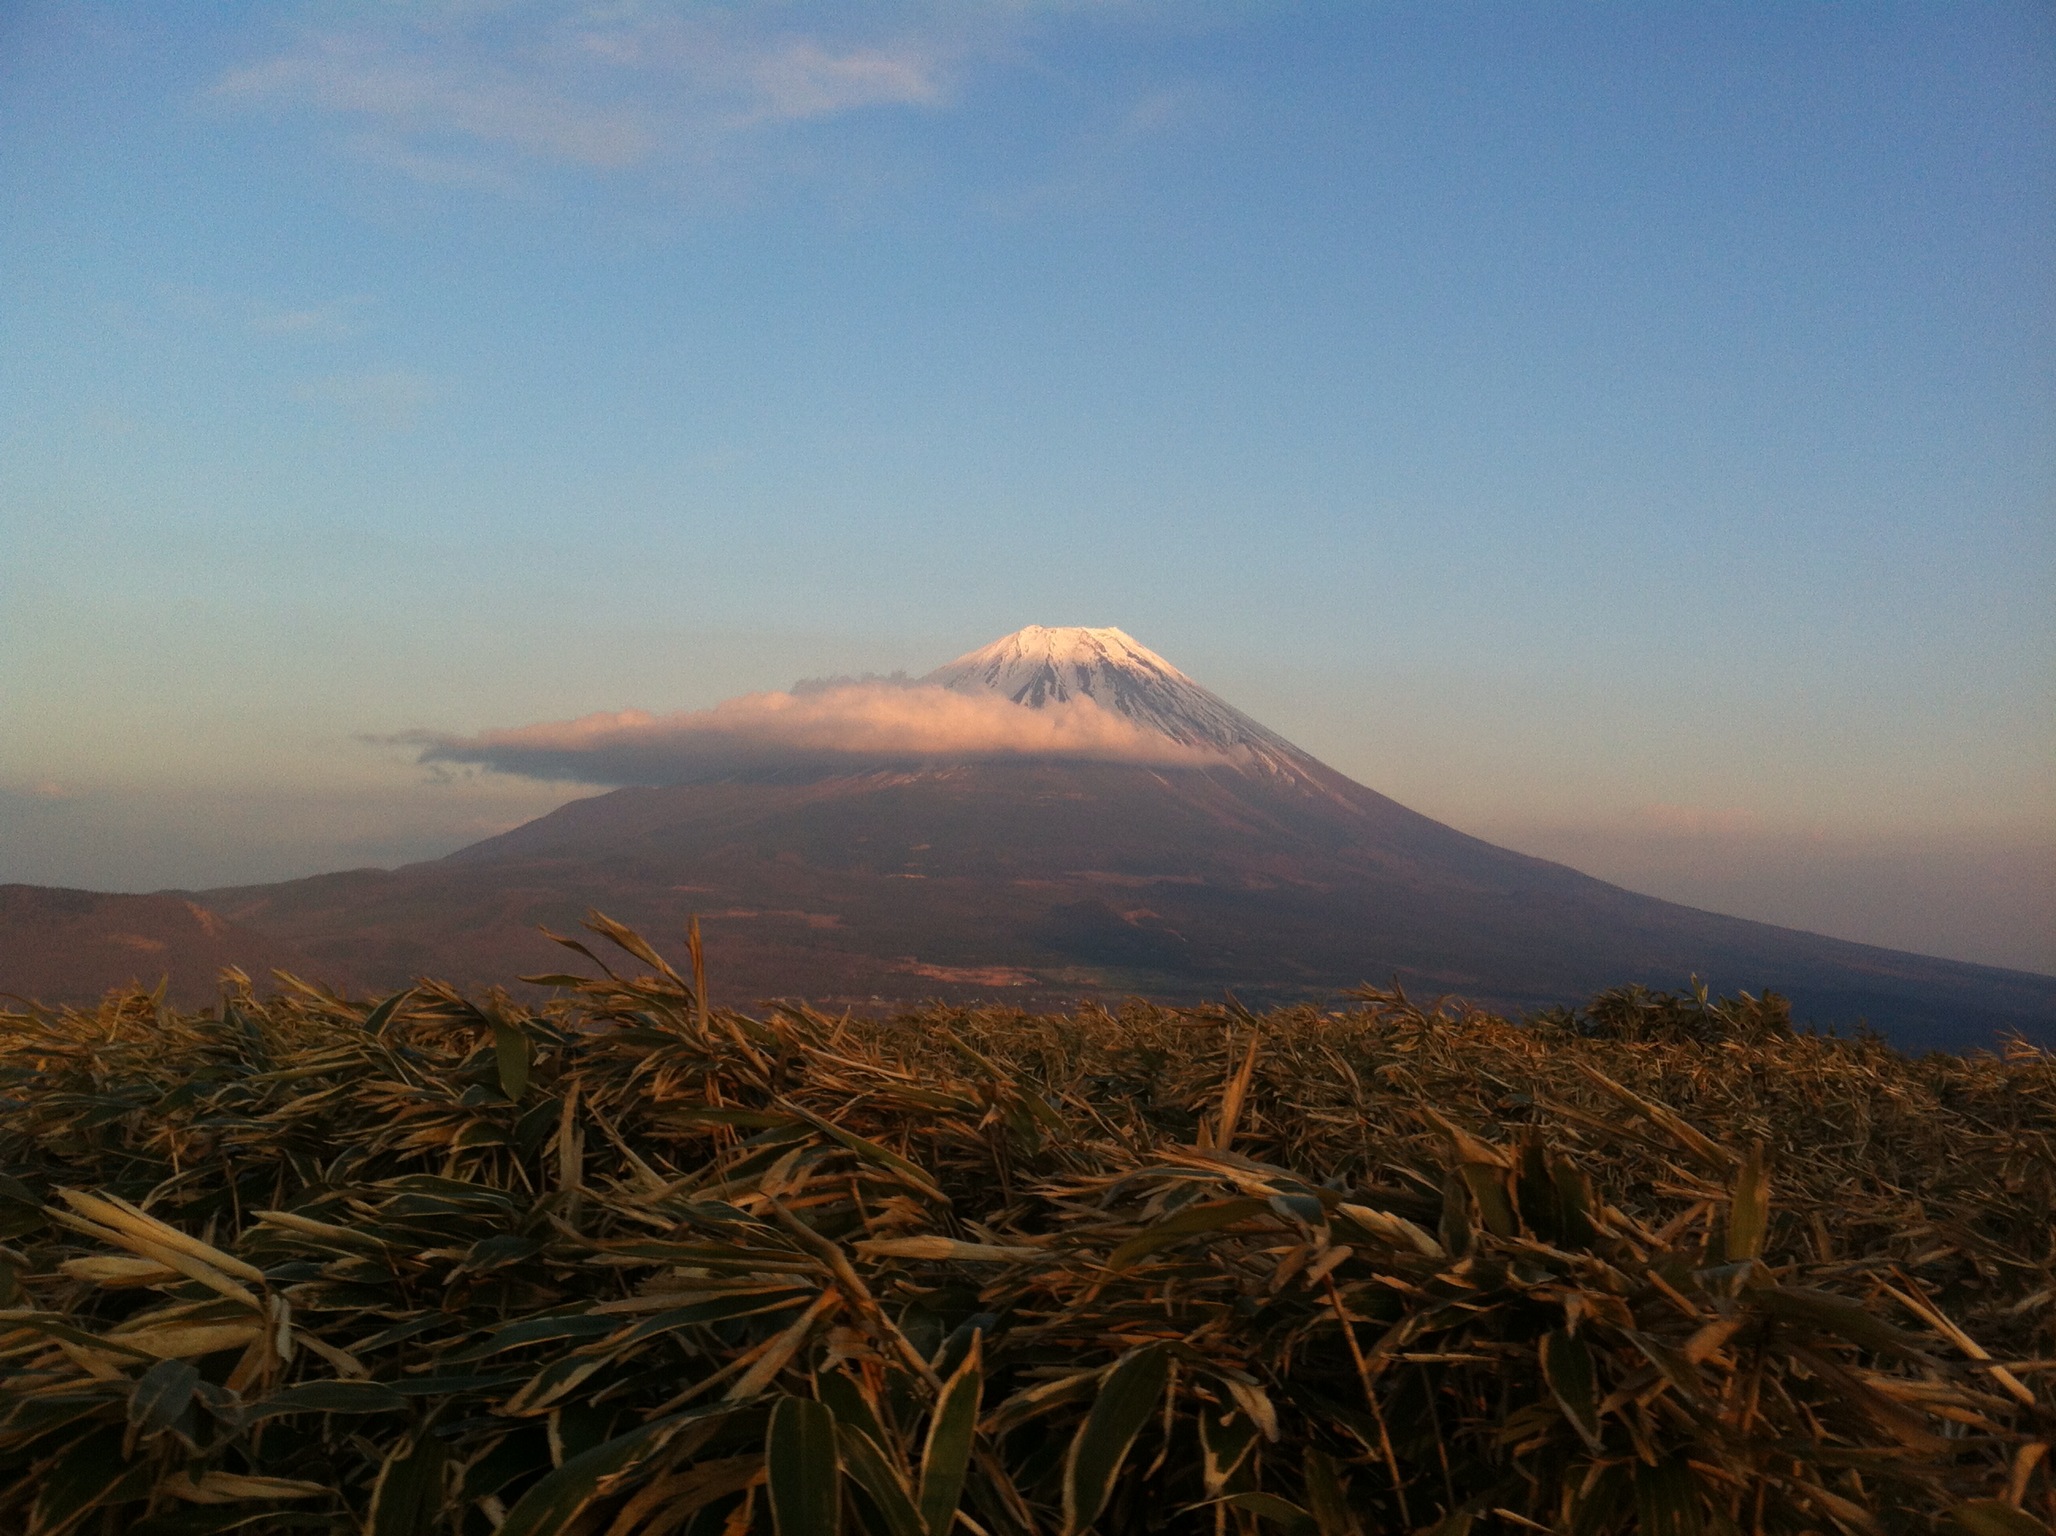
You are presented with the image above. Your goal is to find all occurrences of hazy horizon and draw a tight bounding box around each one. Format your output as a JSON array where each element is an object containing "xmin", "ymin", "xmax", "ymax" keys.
[{"xmin": 3, "ymin": 4, "xmax": 2051, "ymax": 974}]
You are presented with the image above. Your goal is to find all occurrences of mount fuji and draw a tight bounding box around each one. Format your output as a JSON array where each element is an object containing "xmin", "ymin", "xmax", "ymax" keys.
[
  {"xmin": 924, "ymin": 626, "xmax": 1307, "ymax": 772},
  {"xmin": 8, "ymin": 626, "xmax": 2051, "ymax": 1050}
]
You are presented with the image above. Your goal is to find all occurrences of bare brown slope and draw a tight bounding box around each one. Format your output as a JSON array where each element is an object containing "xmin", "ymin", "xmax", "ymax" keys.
[
  {"xmin": 190, "ymin": 761, "xmax": 2056, "ymax": 1052},
  {"xmin": 0, "ymin": 886, "xmax": 317, "ymax": 1009}
]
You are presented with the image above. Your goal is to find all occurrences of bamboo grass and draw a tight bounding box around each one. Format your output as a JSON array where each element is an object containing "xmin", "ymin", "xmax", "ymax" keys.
[{"xmin": 0, "ymin": 922, "xmax": 2049, "ymax": 1534}]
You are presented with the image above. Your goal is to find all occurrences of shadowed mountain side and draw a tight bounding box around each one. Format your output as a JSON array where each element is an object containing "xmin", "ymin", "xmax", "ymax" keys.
[
  {"xmin": 0, "ymin": 885, "xmax": 319, "ymax": 1009},
  {"xmin": 189, "ymin": 761, "xmax": 2056, "ymax": 1052},
  {"xmin": 9, "ymin": 629, "xmax": 2050, "ymax": 1047}
]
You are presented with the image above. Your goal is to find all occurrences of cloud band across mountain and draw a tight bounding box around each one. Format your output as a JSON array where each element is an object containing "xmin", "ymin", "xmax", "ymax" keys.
[{"xmin": 400, "ymin": 681, "xmax": 1225, "ymax": 785}]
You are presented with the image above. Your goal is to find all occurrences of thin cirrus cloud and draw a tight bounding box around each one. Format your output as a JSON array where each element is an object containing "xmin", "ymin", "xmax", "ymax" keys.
[
  {"xmin": 207, "ymin": 6, "xmax": 964, "ymax": 187},
  {"xmin": 292, "ymin": 369, "xmax": 438, "ymax": 430},
  {"xmin": 736, "ymin": 38, "xmax": 945, "ymax": 125},
  {"xmin": 213, "ymin": 41, "xmax": 656, "ymax": 169},
  {"xmin": 156, "ymin": 284, "xmax": 368, "ymax": 341},
  {"xmin": 249, "ymin": 299, "xmax": 362, "ymax": 339},
  {"xmin": 397, "ymin": 681, "xmax": 1225, "ymax": 786}
]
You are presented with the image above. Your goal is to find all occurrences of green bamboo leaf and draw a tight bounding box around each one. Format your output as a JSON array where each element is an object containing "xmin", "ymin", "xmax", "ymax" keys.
[
  {"xmin": 365, "ymin": 1431, "xmax": 448, "ymax": 1536},
  {"xmin": 502, "ymin": 1352, "xmax": 609, "ymax": 1417},
  {"xmin": 460, "ymin": 1431, "xmax": 549, "ymax": 1507},
  {"xmin": 611, "ymin": 1290, "xmax": 815, "ymax": 1349},
  {"xmin": 1458, "ymin": 1162, "xmax": 1517, "ymax": 1238},
  {"xmin": 767, "ymin": 1396, "xmax": 841, "ymax": 1536},
  {"xmin": 1550, "ymin": 1157, "xmax": 1598, "ymax": 1248},
  {"xmin": 986, "ymin": 1364, "xmax": 1103, "ymax": 1437},
  {"xmin": 387, "ymin": 1373, "xmax": 525, "ymax": 1397},
  {"xmin": 453, "ymin": 1314, "xmax": 620, "ymax": 1359},
  {"xmin": 127, "ymin": 1507, "xmax": 330, "ymax": 1535},
  {"xmin": 918, "ymin": 1330, "xmax": 983, "ymax": 1536},
  {"xmin": 492, "ymin": 1021, "xmax": 531, "ymax": 1102},
  {"xmin": 1513, "ymin": 1139, "xmax": 1597, "ymax": 1248},
  {"xmin": 1540, "ymin": 1330, "xmax": 1604, "ymax": 1452},
  {"xmin": 0, "ymin": 1171, "xmax": 42, "ymax": 1208},
  {"xmin": 4, "ymin": 1393, "xmax": 117, "ymax": 1443},
  {"xmin": 1565, "ymin": 1463, "xmax": 1633, "ymax": 1535},
  {"xmin": 250, "ymin": 1380, "xmax": 408, "ymax": 1417},
  {"xmin": 818, "ymin": 1369, "xmax": 895, "ymax": 1455},
  {"xmin": 777, "ymin": 1100, "xmax": 948, "ymax": 1205},
  {"xmin": 1299, "ymin": 1448, "xmax": 1359, "ymax": 1536},
  {"xmin": 461, "ymin": 1233, "xmax": 543, "ymax": 1272},
  {"xmin": 621, "ymin": 1455, "xmax": 765, "ymax": 1533},
  {"xmin": 497, "ymin": 1403, "xmax": 734, "ymax": 1536},
  {"xmin": 1625, "ymin": 1329, "xmax": 1712, "ymax": 1410},
  {"xmin": 666, "ymin": 1108, "xmax": 799, "ymax": 1130},
  {"xmin": 933, "ymin": 1313, "xmax": 996, "ymax": 1381},
  {"xmin": 1224, "ymin": 1492, "xmax": 1316, "ymax": 1532},
  {"xmin": 1514, "ymin": 1139, "xmax": 1562, "ymax": 1241},
  {"xmin": 1106, "ymin": 1197, "xmax": 1273, "ymax": 1269},
  {"xmin": 128, "ymin": 1358, "xmax": 200, "ymax": 1439},
  {"xmin": 1753, "ymin": 1286, "xmax": 1929, "ymax": 1360},
  {"xmin": 1062, "ymin": 1345, "xmax": 1170, "ymax": 1536},
  {"xmin": 1951, "ymin": 1502, "xmax": 2052, "ymax": 1536},
  {"xmin": 834, "ymin": 1422, "xmax": 925, "ymax": 1536},
  {"xmin": 360, "ymin": 988, "xmax": 415, "ymax": 1036},
  {"xmin": 30, "ymin": 1425, "xmax": 149, "ymax": 1536},
  {"xmin": 1726, "ymin": 1143, "xmax": 1770, "ymax": 1262},
  {"xmin": 1632, "ymin": 1455, "xmax": 1703, "ymax": 1536}
]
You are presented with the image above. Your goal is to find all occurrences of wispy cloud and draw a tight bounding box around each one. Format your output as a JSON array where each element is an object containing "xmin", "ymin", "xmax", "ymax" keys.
[
  {"xmin": 156, "ymin": 283, "xmax": 370, "ymax": 341},
  {"xmin": 248, "ymin": 296, "xmax": 368, "ymax": 339},
  {"xmin": 393, "ymin": 680, "xmax": 1225, "ymax": 785},
  {"xmin": 737, "ymin": 38, "xmax": 945, "ymax": 125},
  {"xmin": 215, "ymin": 40, "xmax": 657, "ymax": 169},
  {"xmin": 293, "ymin": 369, "xmax": 438, "ymax": 430},
  {"xmin": 209, "ymin": 5, "xmax": 970, "ymax": 191},
  {"xmin": 340, "ymin": 133, "xmax": 529, "ymax": 194},
  {"xmin": 980, "ymin": 78, "xmax": 1214, "ymax": 220}
]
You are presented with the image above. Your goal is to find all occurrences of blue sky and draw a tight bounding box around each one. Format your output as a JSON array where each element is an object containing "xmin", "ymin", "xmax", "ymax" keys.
[{"xmin": 2, "ymin": 2, "xmax": 2051, "ymax": 971}]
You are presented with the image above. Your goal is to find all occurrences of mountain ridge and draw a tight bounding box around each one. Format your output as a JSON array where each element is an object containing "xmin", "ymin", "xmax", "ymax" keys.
[
  {"xmin": 188, "ymin": 751, "xmax": 2054, "ymax": 1052},
  {"xmin": 4, "ymin": 625, "xmax": 2050, "ymax": 1050}
]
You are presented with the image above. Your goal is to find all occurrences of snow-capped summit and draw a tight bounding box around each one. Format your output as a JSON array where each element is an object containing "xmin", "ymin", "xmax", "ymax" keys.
[{"xmin": 924, "ymin": 625, "xmax": 1304, "ymax": 771}]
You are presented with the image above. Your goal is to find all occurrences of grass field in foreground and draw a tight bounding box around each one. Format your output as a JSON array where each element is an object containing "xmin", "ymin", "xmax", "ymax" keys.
[{"xmin": 1, "ymin": 916, "xmax": 2051, "ymax": 1535}]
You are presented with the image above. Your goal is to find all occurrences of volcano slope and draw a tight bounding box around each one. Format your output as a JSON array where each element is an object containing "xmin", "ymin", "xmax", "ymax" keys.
[
  {"xmin": 0, "ymin": 885, "xmax": 317, "ymax": 1007},
  {"xmin": 194, "ymin": 750, "xmax": 2055, "ymax": 1053},
  {"xmin": 19, "ymin": 625, "xmax": 2055, "ymax": 1050},
  {"xmin": 196, "ymin": 756, "xmax": 2056, "ymax": 1061}
]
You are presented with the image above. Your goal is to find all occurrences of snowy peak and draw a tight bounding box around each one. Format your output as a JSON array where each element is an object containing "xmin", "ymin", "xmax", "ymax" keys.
[
  {"xmin": 924, "ymin": 625, "xmax": 1305, "ymax": 768},
  {"xmin": 925, "ymin": 627, "xmax": 1184, "ymax": 709}
]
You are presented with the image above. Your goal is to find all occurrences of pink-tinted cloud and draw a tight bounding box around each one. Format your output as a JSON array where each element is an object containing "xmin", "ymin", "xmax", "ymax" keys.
[
  {"xmin": 212, "ymin": 42, "xmax": 657, "ymax": 169},
  {"xmin": 731, "ymin": 39, "xmax": 945, "ymax": 127},
  {"xmin": 207, "ymin": 11, "xmax": 962, "ymax": 192},
  {"xmin": 402, "ymin": 682, "xmax": 1224, "ymax": 785}
]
